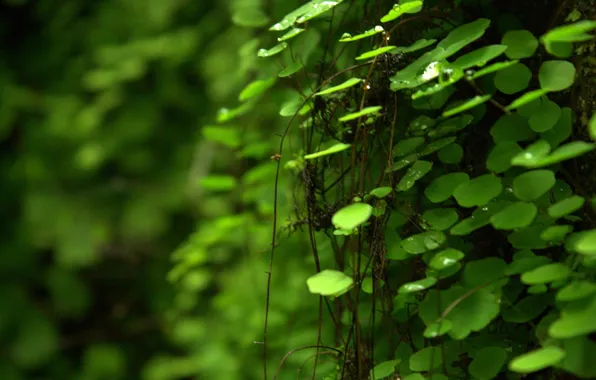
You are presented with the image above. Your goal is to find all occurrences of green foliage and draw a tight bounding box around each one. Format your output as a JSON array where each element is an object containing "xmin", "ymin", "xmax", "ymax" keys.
[{"xmin": 161, "ymin": 0, "xmax": 596, "ymax": 379}]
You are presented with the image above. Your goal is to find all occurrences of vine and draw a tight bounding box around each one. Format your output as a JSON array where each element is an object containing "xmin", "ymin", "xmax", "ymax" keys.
[{"xmin": 187, "ymin": 0, "xmax": 596, "ymax": 379}]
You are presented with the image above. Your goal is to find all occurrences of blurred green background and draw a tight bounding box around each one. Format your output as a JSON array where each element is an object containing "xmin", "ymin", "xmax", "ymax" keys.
[{"xmin": 0, "ymin": 0, "xmax": 316, "ymax": 379}]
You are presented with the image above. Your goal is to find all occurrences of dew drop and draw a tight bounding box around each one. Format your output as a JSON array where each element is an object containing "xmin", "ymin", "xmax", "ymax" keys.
[{"xmin": 374, "ymin": 25, "xmax": 384, "ymax": 32}]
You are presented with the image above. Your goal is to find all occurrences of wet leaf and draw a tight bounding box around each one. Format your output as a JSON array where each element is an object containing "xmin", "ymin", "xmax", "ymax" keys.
[
  {"xmin": 257, "ymin": 42, "xmax": 288, "ymax": 57},
  {"xmin": 397, "ymin": 160, "xmax": 433, "ymax": 191},
  {"xmin": 401, "ymin": 231, "xmax": 446, "ymax": 254},
  {"xmin": 393, "ymin": 137, "xmax": 426, "ymax": 157},
  {"xmin": 279, "ymin": 61, "xmax": 304, "ymax": 77},
  {"xmin": 510, "ymin": 139, "xmax": 551, "ymax": 166},
  {"xmin": 434, "ymin": 19, "xmax": 491, "ymax": 61},
  {"xmin": 340, "ymin": 25, "xmax": 384, "ymax": 42},
  {"xmin": 278, "ymin": 27, "xmax": 305, "ymax": 41},
  {"xmin": 429, "ymin": 248, "xmax": 464, "ymax": 270},
  {"xmin": 398, "ymin": 277, "xmax": 437, "ymax": 294},
  {"xmin": 524, "ymin": 141, "xmax": 596, "ymax": 168},
  {"xmin": 487, "ymin": 141, "xmax": 523, "ymax": 172},
  {"xmin": 380, "ymin": 1, "xmax": 423, "ymax": 23},
  {"xmin": 470, "ymin": 60, "xmax": 519, "ymax": 80}
]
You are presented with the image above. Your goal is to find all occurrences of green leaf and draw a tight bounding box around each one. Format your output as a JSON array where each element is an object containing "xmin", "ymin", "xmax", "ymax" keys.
[
  {"xmin": 11, "ymin": 313, "xmax": 58, "ymax": 369},
  {"xmin": 529, "ymin": 98, "xmax": 561, "ymax": 132},
  {"xmin": 338, "ymin": 106, "xmax": 382, "ymax": 122},
  {"xmin": 340, "ymin": 25, "xmax": 384, "ymax": 42},
  {"xmin": 380, "ymin": 1, "xmax": 423, "ymax": 23},
  {"xmin": 509, "ymin": 347, "xmax": 566, "ymax": 374},
  {"xmin": 541, "ymin": 107, "xmax": 573, "ymax": 148},
  {"xmin": 589, "ymin": 113, "xmax": 596, "ymax": 141},
  {"xmin": 463, "ymin": 257, "xmax": 508, "ymax": 288},
  {"xmin": 487, "ymin": 142, "xmax": 523, "ymax": 172},
  {"xmin": 469, "ymin": 346, "xmax": 507, "ymax": 380},
  {"xmin": 494, "ymin": 63, "xmax": 532, "ymax": 94},
  {"xmin": 401, "ymin": 231, "xmax": 446, "ymax": 254},
  {"xmin": 506, "ymin": 89, "xmax": 549, "ymax": 111},
  {"xmin": 502, "ymin": 294, "xmax": 550, "ymax": 323},
  {"xmin": 510, "ymin": 139, "xmax": 551, "ymax": 166},
  {"xmin": 557, "ymin": 281, "xmax": 596, "ymax": 302},
  {"xmin": 451, "ymin": 201, "xmax": 509, "ymax": 235},
  {"xmin": 453, "ymin": 45, "xmax": 507, "ymax": 70},
  {"xmin": 425, "ymin": 172, "xmax": 470, "ymax": 203},
  {"xmin": 442, "ymin": 95, "xmax": 491, "ymax": 117},
  {"xmin": 548, "ymin": 195, "xmax": 585, "ymax": 218},
  {"xmin": 315, "ymin": 77, "xmax": 363, "ymax": 96},
  {"xmin": 490, "ymin": 114, "xmax": 535, "ymax": 143},
  {"xmin": 502, "ymin": 30, "xmax": 539, "ymax": 59},
  {"xmin": 279, "ymin": 61, "xmax": 304, "ymax": 77},
  {"xmin": 232, "ymin": 8, "xmax": 269, "ymax": 28},
  {"xmin": 257, "ymin": 42, "xmax": 288, "ymax": 57},
  {"xmin": 331, "ymin": 203, "xmax": 373, "ymax": 230},
  {"xmin": 419, "ymin": 137, "xmax": 457, "ymax": 156},
  {"xmin": 419, "ymin": 285, "xmax": 500, "ymax": 340},
  {"xmin": 438, "ymin": 143, "xmax": 463, "ymax": 164},
  {"xmin": 355, "ymin": 46, "xmax": 396, "ymax": 60},
  {"xmin": 423, "ymin": 320, "xmax": 453, "ymax": 338},
  {"xmin": 469, "ymin": 60, "xmax": 519, "ymax": 80},
  {"xmin": 549, "ymin": 294, "xmax": 596, "ymax": 338},
  {"xmin": 393, "ymin": 137, "xmax": 426, "ymax": 157},
  {"xmin": 429, "ymin": 248, "xmax": 464, "ymax": 270},
  {"xmin": 428, "ymin": 114, "xmax": 473, "ymax": 139},
  {"xmin": 541, "ymin": 225, "xmax": 573, "ymax": 242},
  {"xmin": 453, "ymin": 174, "xmax": 503, "ymax": 207},
  {"xmin": 558, "ymin": 336, "xmax": 596, "ymax": 378},
  {"xmin": 388, "ymin": 153, "xmax": 420, "ymax": 172},
  {"xmin": 539, "ymin": 60, "xmax": 576, "ymax": 91},
  {"xmin": 409, "ymin": 346, "xmax": 443, "ymax": 371},
  {"xmin": 575, "ymin": 229, "xmax": 596, "ymax": 256},
  {"xmin": 370, "ymin": 360, "xmax": 400, "ymax": 380},
  {"xmin": 544, "ymin": 40, "xmax": 573, "ymax": 58},
  {"xmin": 434, "ymin": 19, "xmax": 491, "ymax": 61},
  {"xmin": 522, "ymin": 141, "xmax": 596, "ymax": 168},
  {"xmin": 398, "ymin": 277, "xmax": 437, "ymax": 294},
  {"xmin": 422, "ymin": 209, "xmax": 459, "ymax": 231},
  {"xmin": 239, "ymin": 78, "xmax": 276, "ymax": 101},
  {"xmin": 304, "ymin": 142, "xmax": 350, "ymax": 159},
  {"xmin": 490, "ymin": 202, "xmax": 537, "ymax": 230},
  {"xmin": 362, "ymin": 277, "xmax": 384, "ymax": 293},
  {"xmin": 306, "ymin": 269, "xmax": 353, "ymax": 297},
  {"xmin": 278, "ymin": 27, "xmax": 305, "ymax": 41},
  {"xmin": 203, "ymin": 126, "xmax": 241, "ymax": 148},
  {"xmin": 369, "ymin": 186, "xmax": 392, "ymax": 198},
  {"xmin": 512, "ymin": 170, "xmax": 555, "ymax": 201},
  {"xmin": 541, "ymin": 20, "xmax": 596, "ymax": 43},
  {"xmin": 397, "ymin": 160, "xmax": 432, "ymax": 191},
  {"xmin": 199, "ymin": 175, "xmax": 237, "ymax": 192},
  {"xmin": 393, "ymin": 38, "xmax": 437, "ymax": 54},
  {"xmin": 521, "ymin": 263, "xmax": 571, "ymax": 285}
]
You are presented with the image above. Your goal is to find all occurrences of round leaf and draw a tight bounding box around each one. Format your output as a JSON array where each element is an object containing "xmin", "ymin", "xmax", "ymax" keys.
[
  {"xmin": 401, "ymin": 231, "xmax": 446, "ymax": 254},
  {"xmin": 306, "ymin": 270, "xmax": 353, "ymax": 297},
  {"xmin": 548, "ymin": 195, "xmax": 585, "ymax": 218},
  {"xmin": 398, "ymin": 277, "xmax": 437, "ymax": 294},
  {"xmin": 502, "ymin": 30, "xmax": 538, "ymax": 59},
  {"xmin": 331, "ymin": 203, "xmax": 373, "ymax": 230},
  {"xmin": 521, "ymin": 263, "xmax": 571, "ymax": 285},
  {"xmin": 490, "ymin": 113, "xmax": 535, "ymax": 143},
  {"xmin": 529, "ymin": 99, "xmax": 561, "ymax": 132},
  {"xmin": 556, "ymin": 281, "xmax": 596, "ymax": 302},
  {"xmin": 539, "ymin": 60, "xmax": 576, "ymax": 91},
  {"xmin": 438, "ymin": 143, "xmax": 463, "ymax": 164},
  {"xmin": 423, "ymin": 320, "xmax": 453, "ymax": 338},
  {"xmin": 409, "ymin": 347, "xmax": 442, "ymax": 371},
  {"xmin": 512, "ymin": 170, "xmax": 555, "ymax": 201},
  {"xmin": 575, "ymin": 229, "xmax": 596, "ymax": 256},
  {"xmin": 369, "ymin": 360, "xmax": 400, "ymax": 380},
  {"xmin": 487, "ymin": 141, "xmax": 523, "ymax": 173},
  {"xmin": 509, "ymin": 347, "xmax": 566, "ymax": 374},
  {"xmin": 429, "ymin": 248, "xmax": 464, "ymax": 270},
  {"xmin": 422, "ymin": 208, "xmax": 459, "ymax": 231},
  {"xmin": 494, "ymin": 63, "xmax": 532, "ymax": 94},
  {"xmin": 469, "ymin": 346, "xmax": 507, "ymax": 380},
  {"xmin": 490, "ymin": 202, "xmax": 537, "ymax": 230},
  {"xmin": 425, "ymin": 172, "xmax": 470, "ymax": 203},
  {"xmin": 453, "ymin": 174, "xmax": 503, "ymax": 207}
]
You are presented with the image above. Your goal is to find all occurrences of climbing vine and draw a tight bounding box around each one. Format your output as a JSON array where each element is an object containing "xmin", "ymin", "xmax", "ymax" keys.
[{"xmin": 178, "ymin": 0, "xmax": 596, "ymax": 379}]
